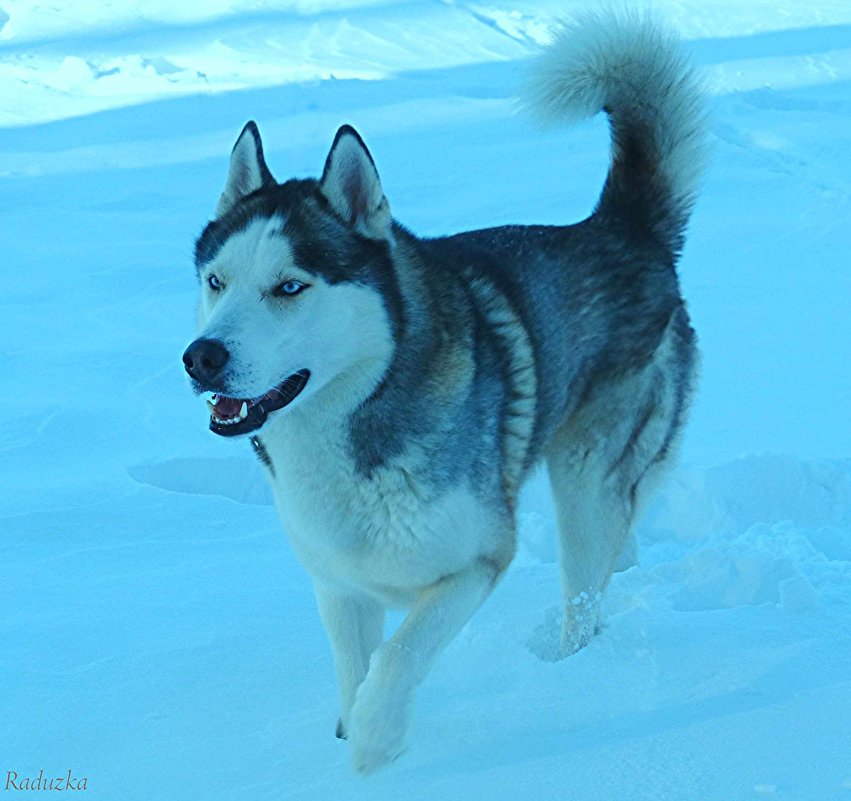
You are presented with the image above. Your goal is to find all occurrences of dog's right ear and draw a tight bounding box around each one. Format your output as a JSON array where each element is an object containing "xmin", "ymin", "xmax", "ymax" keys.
[{"xmin": 216, "ymin": 121, "xmax": 275, "ymax": 217}]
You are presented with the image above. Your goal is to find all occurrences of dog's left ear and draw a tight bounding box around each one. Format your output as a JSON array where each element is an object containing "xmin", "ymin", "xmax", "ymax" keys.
[
  {"xmin": 216, "ymin": 121, "xmax": 275, "ymax": 217},
  {"xmin": 320, "ymin": 125, "xmax": 391, "ymax": 240}
]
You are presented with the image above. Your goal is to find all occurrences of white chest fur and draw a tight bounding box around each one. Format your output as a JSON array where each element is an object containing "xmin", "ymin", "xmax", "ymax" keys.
[{"xmin": 261, "ymin": 408, "xmax": 498, "ymax": 605}]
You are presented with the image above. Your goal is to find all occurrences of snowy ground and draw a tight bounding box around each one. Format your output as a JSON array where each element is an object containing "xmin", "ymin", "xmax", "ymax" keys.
[{"xmin": 1, "ymin": 1, "xmax": 850, "ymax": 798}]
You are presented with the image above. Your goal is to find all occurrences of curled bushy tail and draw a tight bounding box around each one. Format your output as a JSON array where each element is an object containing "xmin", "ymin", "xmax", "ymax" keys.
[{"xmin": 526, "ymin": 11, "xmax": 707, "ymax": 255}]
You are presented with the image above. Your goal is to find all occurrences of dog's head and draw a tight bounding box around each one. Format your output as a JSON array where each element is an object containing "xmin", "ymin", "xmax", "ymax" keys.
[{"xmin": 184, "ymin": 122, "xmax": 399, "ymax": 437}]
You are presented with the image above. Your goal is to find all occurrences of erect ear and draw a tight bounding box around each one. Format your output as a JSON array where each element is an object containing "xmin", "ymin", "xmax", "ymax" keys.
[
  {"xmin": 319, "ymin": 125, "xmax": 391, "ymax": 240},
  {"xmin": 216, "ymin": 121, "xmax": 275, "ymax": 217}
]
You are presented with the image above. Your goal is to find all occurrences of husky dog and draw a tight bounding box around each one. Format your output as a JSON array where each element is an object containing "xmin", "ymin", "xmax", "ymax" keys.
[{"xmin": 183, "ymin": 11, "xmax": 706, "ymax": 773}]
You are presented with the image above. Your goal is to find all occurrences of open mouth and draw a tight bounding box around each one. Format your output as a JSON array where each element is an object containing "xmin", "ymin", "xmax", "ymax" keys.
[{"xmin": 207, "ymin": 370, "xmax": 310, "ymax": 437}]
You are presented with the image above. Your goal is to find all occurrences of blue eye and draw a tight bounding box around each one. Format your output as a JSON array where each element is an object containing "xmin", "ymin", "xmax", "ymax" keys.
[
  {"xmin": 207, "ymin": 274, "xmax": 222, "ymax": 291},
  {"xmin": 274, "ymin": 280, "xmax": 307, "ymax": 297}
]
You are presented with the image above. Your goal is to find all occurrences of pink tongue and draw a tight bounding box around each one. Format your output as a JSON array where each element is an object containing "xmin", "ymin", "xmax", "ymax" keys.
[{"xmin": 213, "ymin": 396, "xmax": 244, "ymax": 417}]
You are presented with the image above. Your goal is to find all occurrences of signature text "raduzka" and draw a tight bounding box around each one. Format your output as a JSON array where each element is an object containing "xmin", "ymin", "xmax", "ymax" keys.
[{"xmin": 5, "ymin": 771, "xmax": 87, "ymax": 792}]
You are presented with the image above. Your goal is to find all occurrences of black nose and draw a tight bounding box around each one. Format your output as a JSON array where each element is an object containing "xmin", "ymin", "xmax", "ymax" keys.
[{"xmin": 183, "ymin": 338, "xmax": 230, "ymax": 385}]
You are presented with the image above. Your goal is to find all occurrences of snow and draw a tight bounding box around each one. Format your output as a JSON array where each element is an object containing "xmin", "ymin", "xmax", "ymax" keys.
[{"xmin": 1, "ymin": 1, "xmax": 850, "ymax": 798}]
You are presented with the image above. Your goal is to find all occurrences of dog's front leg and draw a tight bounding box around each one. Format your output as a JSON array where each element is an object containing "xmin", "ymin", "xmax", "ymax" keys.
[
  {"xmin": 314, "ymin": 587, "xmax": 385, "ymax": 740},
  {"xmin": 347, "ymin": 559, "xmax": 500, "ymax": 774}
]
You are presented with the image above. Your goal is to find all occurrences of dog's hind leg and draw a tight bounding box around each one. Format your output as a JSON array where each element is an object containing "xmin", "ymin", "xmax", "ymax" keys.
[
  {"xmin": 314, "ymin": 587, "xmax": 385, "ymax": 739},
  {"xmin": 546, "ymin": 314, "xmax": 696, "ymax": 657},
  {"xmin": 546, "ymin": 440, "xmax": 634, "ymax": 655}
]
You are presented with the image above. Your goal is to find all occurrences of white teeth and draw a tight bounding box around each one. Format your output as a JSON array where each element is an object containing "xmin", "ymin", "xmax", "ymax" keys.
[
  {"xmin": 206, "ymin": 397, "xmax": 249, "ymax": 426},
  {"xmin": 211, "ymin": 416, "xmax": 243, "ymax": 425}
]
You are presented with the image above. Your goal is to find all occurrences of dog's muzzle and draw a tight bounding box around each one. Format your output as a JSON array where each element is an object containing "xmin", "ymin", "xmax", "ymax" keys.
[{"xmin": 182, "ymin": 338, "xmax": 310, "ymax": 437}]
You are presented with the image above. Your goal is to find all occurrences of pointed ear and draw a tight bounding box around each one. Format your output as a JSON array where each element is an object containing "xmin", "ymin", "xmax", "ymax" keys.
[
  {"xmin": 216, "ymin": 121, "xmax": 275, "ymax": 217},
  {"xmin": 319, "ymin": 125, "xmax": 391, "ymax": 240}
]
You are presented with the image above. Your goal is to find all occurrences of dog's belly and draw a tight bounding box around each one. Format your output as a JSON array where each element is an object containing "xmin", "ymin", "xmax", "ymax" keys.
[{"xmin": 268, "ymin": 455, "xmax": 498, "ymax": 605}]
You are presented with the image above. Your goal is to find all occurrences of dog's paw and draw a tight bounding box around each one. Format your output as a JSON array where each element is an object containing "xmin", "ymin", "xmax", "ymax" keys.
[
  {"xmin": 347, "ymin": 680, "xmax": 410, "ymax": 774},
  {"xmin": 560, "ymin": 591, "xmax": 602, "ymax": 656},
  {"xmin": 350, "ymin": 731, "xmax": 406, "ymax": 775}
]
